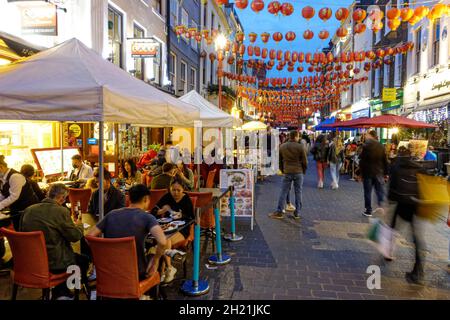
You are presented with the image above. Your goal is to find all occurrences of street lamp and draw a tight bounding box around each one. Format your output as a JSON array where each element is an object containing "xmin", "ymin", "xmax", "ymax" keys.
[{"xmin": 215, "ymin": 33, "xmax": 227, "ymax": 110}]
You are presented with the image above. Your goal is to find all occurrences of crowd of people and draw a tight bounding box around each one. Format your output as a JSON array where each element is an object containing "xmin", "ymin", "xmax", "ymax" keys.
[
  {"xmin": 270, "ymin": 128, "xmax": 447, "ymax": 285},
  {"xmin": 0, "ymin": 143, "xmax": 202, "ymax": 299}
]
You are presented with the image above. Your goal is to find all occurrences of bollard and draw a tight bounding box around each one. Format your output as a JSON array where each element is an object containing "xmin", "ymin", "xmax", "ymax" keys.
[
  {"xmin": 224, "ymin": 191, "xmax": 243, "ymax": 242},
  {"xmin": 181, "ymin": 208, "xmax": 209, "ymax": 296},
  {"xmin": 208, "ymin": 201, "xmax": 231, "ymax": 265}
]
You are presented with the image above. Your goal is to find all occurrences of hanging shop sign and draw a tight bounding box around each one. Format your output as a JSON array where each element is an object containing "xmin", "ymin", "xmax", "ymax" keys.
[
  {"xmin": 129, "ymin": 38, "xmax": 160, "ymax": 58},
  {"xmin": 69, "ymin": 124, "xmax": 82, "ymax": 138},
  {"xmin": 19, "ymin": 2, "xmax": 58, "ymax": 36},
  {"xmin": 382, "ymin": 88, "xmax": 397, "ymax": 102}
]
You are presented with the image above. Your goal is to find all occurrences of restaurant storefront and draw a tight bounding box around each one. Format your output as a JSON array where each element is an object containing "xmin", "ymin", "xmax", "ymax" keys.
[{"xmin": 370, "ymin": 89, "xmax": 404, "ymax": 142}]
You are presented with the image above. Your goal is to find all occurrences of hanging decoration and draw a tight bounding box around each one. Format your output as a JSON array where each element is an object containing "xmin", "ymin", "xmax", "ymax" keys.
[
  {"xmin": 318, "ymin": 7, "xmax": 332, "ymax": 22},
  {"xmin": 268, "ymin": 1, "xmax": 281, "ymax": 15},
  {"xmin": 272, "ymin": 32, "xmax": 283, "ymax": 43},
  {"xmin": 318, "ymin": 30, "xmax": 329, "ymax": 40},
  {"xmin": 248, "ymin": 32, "xmax": 257, "ymax": 43},
  {"xmin": 251, "ymin": 0, "xmax": 265, "ymax": 13},
  {"xmin": 353, "ymin": 8, "xmax": 366, "ymax": 22},
  {"xmin": 285, "ymin": 31, "xmax": 296, "ymax": 42},
  {"xmin": 280, "ymin": 2, "xmax": 294, "ymax": 16},
  {"xmin": 335, "ymin": 8, "xmax": 349, "ymax": 21},
  {"xmin": 303, "ymin": 30, "xmax": 314, "ymax": 40},
  {"xmin": 336, "ymin": 26, "xmax": 348, "ymax": 38},
  {"xmin": 261, "ymin": 32, "xmax": 270, "ymax": 43},
  {"xmin": 302, "ymin": 6, "xmax": 315, "ymax": 21},
  {"xmin": 235, "ymin": 0, "xmax": 248, "ymax": 10}
]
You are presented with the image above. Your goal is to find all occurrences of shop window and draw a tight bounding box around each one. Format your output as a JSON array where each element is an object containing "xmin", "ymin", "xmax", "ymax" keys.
[
  {"xmin": 432, "ymin": 19, "xmax": 440, "ymax": 67},
  {"xmin": 169, "ymin": 52, "xmax": 176, "ymax": 92},
  {"xmin": 374, "ymin": 68, "xmax": 381, "ymax": 97},
  {"xmin": 133, "ymin": 24, "xmax": 145, "ymax": 80},
  {"xmin": 415, "ymin": 27, "xmax": 421, "ymax": 74},
  {"xmin": 190, "ymin": 67, "xmax": 197, "ymax": 92},
  {"xmin": 180, "ymin": 61, "xmax": 187, "ymax": 95},
  {"xmin": 108, "ymin": 7, "xmax": 123, "ymax": 68},
  {"xmin": 383, "ymin": 64, "xmax": 389, "ymax": 87},
  {"xmin": 0, "ymin": 122, "xmax": 56, "ymax": 171}
]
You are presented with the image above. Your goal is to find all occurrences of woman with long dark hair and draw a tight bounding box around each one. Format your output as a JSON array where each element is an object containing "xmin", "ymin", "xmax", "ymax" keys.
[
  {"xmin": 120, "ymin": 159, "xmax": 142, "ymax": 188},
  {"xmin": 174, "ymin": 160, "xmax": 195, "ymax": 190}
]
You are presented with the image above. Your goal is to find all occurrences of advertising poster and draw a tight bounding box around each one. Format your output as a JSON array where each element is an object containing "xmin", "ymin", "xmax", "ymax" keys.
[{"xmin": 219, "ymin": 169, "xmax": 254, "ymax": 218}]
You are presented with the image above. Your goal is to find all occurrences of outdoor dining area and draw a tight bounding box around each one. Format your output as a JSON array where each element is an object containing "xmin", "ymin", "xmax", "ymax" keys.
[{"xmin": 0, "ymin": 38, "xmax": 251, "ymax": 300}]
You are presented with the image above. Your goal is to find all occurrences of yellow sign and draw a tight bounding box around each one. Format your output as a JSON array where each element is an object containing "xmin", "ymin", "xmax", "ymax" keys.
[
  {"xmin": 69, "ymin": 124, "xmax": 81, "ymax": 138},
  {"xmin": 382, "ymin": 88, "xmax": 397, "ymax": 102}
]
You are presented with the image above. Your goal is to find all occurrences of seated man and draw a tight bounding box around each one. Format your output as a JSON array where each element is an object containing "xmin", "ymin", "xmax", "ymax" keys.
[
  {"xmin": 21, "ymin": 183, "xmax": 89, "ymax": 299},
  {"xmin": 88, "ymin": 168, "xmax": 125, "ymax": 218},
  {"xmin": 150, "ymin": 163, "xmax": 175, "ymax": 190},
  {"xmin": 67, "ymin": 154, "xmax": 94, "ymax": 188},
  {"xmin": 424, "ymin": 146, "xmax": 437, "ymax": 161},
  {"xmin": 87, "ymin": 184, "xmax": 168, "ymax": 281}
]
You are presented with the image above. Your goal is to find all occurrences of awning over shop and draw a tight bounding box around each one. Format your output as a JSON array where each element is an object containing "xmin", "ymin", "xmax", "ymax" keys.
[
  {"xmin": 179, "ymin": 90, "xmax": 242, "ymax": 128},
  {"xmin": 0, "ymin": 31, "xmax": 44, "ymax": 62},
  {"xmin": 0, "ymin": 38, "xmax": 200, "ymax": 126}
]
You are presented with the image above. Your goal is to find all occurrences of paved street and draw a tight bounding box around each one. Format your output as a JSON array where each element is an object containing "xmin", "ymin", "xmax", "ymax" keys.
[{"xmin": 1, "ymin": 158, "xmax": 449, "ymax": 300}]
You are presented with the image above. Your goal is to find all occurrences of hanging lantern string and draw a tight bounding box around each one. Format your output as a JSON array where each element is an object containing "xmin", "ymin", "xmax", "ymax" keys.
[{"xmin": 242, "ymin": 0, "xmax": 443, "ymax": 8}]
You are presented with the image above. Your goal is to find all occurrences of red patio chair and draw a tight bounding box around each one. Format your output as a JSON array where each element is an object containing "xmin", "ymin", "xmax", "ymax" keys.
[
  {"xmin": 85, "ymin": 236, "xmax": 160, "ymax": 299},
  {"xmin": 147, "ymin": 189, "xmax": 168, "ymax": 211},
  {"xmin": 0, "ymin": 228, "xmax": 78, "ymax": 300},
  {"xmin": 186, "ymin": 192, "xmax": 215, "ymax": 252},
  {"xmin": 68, "ymin": 188, "xmax": 92, "ymax": 215},
  {"xmin": 205, "ymin": 169, "xmax": 217, "ymax": 188}
]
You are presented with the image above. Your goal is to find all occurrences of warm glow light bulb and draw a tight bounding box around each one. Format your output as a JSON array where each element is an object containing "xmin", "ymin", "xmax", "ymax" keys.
[{"xmin": 215, "ymin": 33, "xmax": 227, "ymax": 51}]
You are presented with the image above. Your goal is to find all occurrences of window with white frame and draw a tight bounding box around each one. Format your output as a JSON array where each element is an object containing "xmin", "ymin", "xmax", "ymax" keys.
[
  {"xmin": 190, "ymin": 67, "xmax": 197, "ymax": 92},
  {"xmin": 169, "ymin": 52, "xmax": 176, "ymax": 91},
  {"xmin": 432, "ymin": 18, "xmax": 440, "ymax": 66},
  {"xmin": 415, "ymin": 27, "xmax": 421, "ymax": 74},
  {"xmin": 180, "ymin": 61, "xmax": 187, "ymax": 95},
  {"xmin": 108, "ymin": 6, "xmax": 123, "ymax": 68},
  {"xmin": 203, "ymin": 3, "xmax": 207, "ymax": 28},
  {"xmin": 202, "ymin": 58, "xmax": 207, "ymax": 85},
  {"xmin": 152, "ymin": 40, "xmax": 162, "ymax": 85},
  {"xmin": 181, "ymin": 8, "xmax": 188, "ymax": 42},
  {"xmin": 374, "ymin": 68, "xmax": 381, "ymax": 97},
  {"xmin": 383, "ymin": 64, "xmax": 389, "ymax": 87},
  {"xmin": 191, "ymin": 20, "xmax": 198, "ymax": 49},
  {"xmin": 394, "ymin": 54, "xmax": 402, "ymax": 87},
  {"xmin": 210, "ymin": 59, "xmax": 214, "ymax": 84},
  {"xmin": 170, "ymin": 0, "xmax": 178, "ymax": 27},
  {"xmin": 211, "ymin": 12, "xmax": 215, "ymax": 32},
  {"xmin": 133, "ymin": 24, "xmax": 145, "ymax": 80}
]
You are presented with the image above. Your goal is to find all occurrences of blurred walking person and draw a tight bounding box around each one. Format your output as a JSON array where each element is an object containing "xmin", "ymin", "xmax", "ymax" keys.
[
  {"xmin": 328, "ymin": 135, "xmax": 345, "ymax": 190},
  {"xmin": 310, "ymin": 134, "xmax": 329, "ymax": 189},
  {"xmin": 359, "ymin": 130, "xmax": 389, "ymax": 217}
]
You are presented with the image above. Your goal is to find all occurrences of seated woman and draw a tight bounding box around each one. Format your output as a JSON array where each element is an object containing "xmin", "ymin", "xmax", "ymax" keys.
[
  {"xmin": 174, "ymin": 160, "xmax": 195, "ymax": 191},
  {"xmin": 152, "ymin": 178, "xmax": 194, "ymax": 283},
  {"xmin": 119, "ymin": 159, "xmax": 142, "ymax": 189},
  {"xmin": 155, "ymin": 178, "xmax": 194, "ymax": 246},
  {"xmin": 20, "ymin": 164, "xmax": 46, "ymax": 201}
]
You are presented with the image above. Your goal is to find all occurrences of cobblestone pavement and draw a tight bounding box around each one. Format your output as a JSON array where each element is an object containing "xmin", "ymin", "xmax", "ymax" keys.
[{"xmin": 1, "ymin": 158, "xmax": 449, "ymax": 300}]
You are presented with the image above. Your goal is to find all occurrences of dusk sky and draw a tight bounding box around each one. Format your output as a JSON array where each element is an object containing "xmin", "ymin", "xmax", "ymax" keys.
[{"xmin": 236, "ymin": 1, "xmax": 354, "ymax": 79}]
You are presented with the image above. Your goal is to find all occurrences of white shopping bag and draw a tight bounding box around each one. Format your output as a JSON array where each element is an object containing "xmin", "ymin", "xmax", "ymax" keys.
[{"xmin": 375, "ymin": 222, "xmax": 396, "ymax": 260}]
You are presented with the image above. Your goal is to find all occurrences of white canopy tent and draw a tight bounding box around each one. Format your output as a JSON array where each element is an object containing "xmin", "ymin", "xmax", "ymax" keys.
[
  {"xmin": 179, "ymin": 90, "xmax": 242, "ymax": 128},
  {"xmin": 0, "ymin": 38, "xmax": 200, "ymax": 219}
]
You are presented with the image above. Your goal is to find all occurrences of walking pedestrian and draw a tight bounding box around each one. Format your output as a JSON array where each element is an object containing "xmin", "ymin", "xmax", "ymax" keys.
[
  {"xmin": 310, "ymin": 134, "xmax": 329, "ymax": 189},
  {"xmin": 269, "ymin": 130, "xmax": 307, "ymax": 220},
  {"xmin": 359, "ymin": 130, "xmax": 389, "ymax": 217},
  {"xmin": 328, "ymin": 134, "xmax": 345, "ymax": 190},
  {"xmin": 388, "ymin": 146, "xmax": 426, "ymax": 284}
]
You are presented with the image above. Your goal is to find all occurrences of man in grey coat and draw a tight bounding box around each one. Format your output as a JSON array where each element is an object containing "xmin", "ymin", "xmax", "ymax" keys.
[{"xmin": 269, "ymin": 130, "xmax": 308, "ymax": 220}]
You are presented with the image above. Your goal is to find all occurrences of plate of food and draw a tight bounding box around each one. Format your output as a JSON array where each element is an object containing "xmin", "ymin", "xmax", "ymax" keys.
[
  {"xmin": 161, "ymin": 223, "xmax": 178, "ymax": 233},
  {"xmin": 227, "ymin": 172, "xmax": 246, "ymax": 189},
  {"xmin": 171, "ymin": 220, "xmax": 186, "ymax": 227},
  {"xmin": 157, "ymin": 217, "xmax": 173, "ymax": 224}
]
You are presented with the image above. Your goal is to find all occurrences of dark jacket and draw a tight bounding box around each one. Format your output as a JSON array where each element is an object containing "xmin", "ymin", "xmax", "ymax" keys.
[
  {"xmin": 359, "ymin": 139, "xmax": 389, "ymax": 178},
  {"xmin": 21, "ymin": 198, "xmax": 84, "ymax": 271},
  {"xmin": 279, "ymin": 140, "xmax": 308, "ymax": 174},
  {"xmin": 388, "ymin": 156, "xmax": 426, "ymax": 205},
  {"xmin": 150, "ymin": 173, "xmax": 173, "ymax": 190},
  {"xmin": 88, "ymin": 185, "xmax": 125, "ymax": 218},
  {"xmin": 29, "ymin": 179, "xmax": 46, "ymax": 201},
  {"xmin": 328, "ymin": 142, "xmax": 344, "ymax": 164},
  {"xmin": 311, "ymin": 142, "xmax": 329, "ymax": 162}
]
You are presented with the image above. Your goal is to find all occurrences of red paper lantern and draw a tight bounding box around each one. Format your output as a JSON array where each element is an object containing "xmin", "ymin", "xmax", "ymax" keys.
[
  {"xmin": 388, "ymin": 19, "xmax": 401, "ymax": 31},
  {"xmin": 291, "ymin": 51, "xmax": 298, "ymax": 62},
  {"xmin": 319, "ymin": 7, "xmax": 332, "ymax": 21},
  {"xmin": 269, "ymin": 49, "xmax": 276, "ymax": 59},
  {"xmin": 284, "ymin": 50, "xmax": 291, "ymax": 61},
  {"xmin": 280, "ymin": 2, "xmax": 294, "ymax": 16},
  {"xmin": 298, "ymin": 52, "xmax": 305, "ymax": 63},
  {"xmin": 254, "ymin": 46, "xmax": 261, "ymax": 57},
  {"xmin": 376, "ymin": 48, "xmax": 385, "ymax": 58},
  {"xmin": 400, "ymin": 8, "xmax": 414, "ymax": 21},
  {"xmin": 308, "ymin": 66, "xmax": 314, "ymax": 73},
  {"xmin": 216, "ymin": 0, "xmax": 228, "ymax": 5},
  {"xmin": 303, "ymin": 30, "xmax": 314, "ymax": 40},
  {"xmin": 354, "ymin": 23, "xmax": 366, "ymax": 34},
  {"xmin": 318, "ymin": 30, "xmax": 329, "ymax": 40},
  {"xmin": 353, "ymin": 8, "xmax": 367, "ymax": 22},
  {"xmin": 387, "ymin": 8, "xmax": 400, "ymax": 20},
  {"xmin": 262, "ymin": 48, "xmax": 268, "ymax": 59},
  {"xmin": 247, "ymin": 45, "xmax": 254, "ymax": 56},
  {"xmin": 302, "ymin": 6, "xmax": 315, "ymax": 20},
  {"xmin": 248, "ymin": 32, "xmax": 257, "ymax": 43},
  {"xmin": 285, "ymin": 31, "xmax": 296, "ymax": 42},
  {"xmin": 235, "ymin": 31, "xmax": 244, "ymax": 42},
  {"xmin": 305, "ymin": 52, "xmax": 312, "ymax": 63},
  {"xmin": 273, "ymin": 32, "xmax": 283, "ymax": 43},
  {"xmin": 336, "ymin": 26, "xmax": 348, "ymax": 38},
  {"xmin": 261, "ymin": 32, "xmax": 270, "ymax": 43},
  {"xmin": 277, "ymin": 50, "xmax": 283, "ymax": 60},
  {"xmin": 209, "ymin": 53, "xmax": 216, "ymax": 61},
  {"xmin": 239, "ymin": 44, "xmax": 245, "ymax": 56},
  {"xmin": 335, "ymin": 8, "xmax": 349, "ymax": 21},
  {"xmin": 235, "ymin": 0, "xmax": 248, "ymax": 10},
  {"xmin": 297, "ymin": 66, "xmax": 304, "ymax": 72},
  {"xmin": 268, "ymin": 1, "xmax": 281, "ymax": 15},
  {"xmin": 251, "ymin": 0, "xmax": 265, "ymax": 13}
]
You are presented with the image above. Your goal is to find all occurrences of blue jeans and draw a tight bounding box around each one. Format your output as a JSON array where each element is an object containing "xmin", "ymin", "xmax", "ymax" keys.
[
  {"xmin": 363, "ymin": 176, "xmax": 385, "ymax": 213},
  {"xmin": 277, "ymin": 173, "xmax": 304, "ymax": 214}
]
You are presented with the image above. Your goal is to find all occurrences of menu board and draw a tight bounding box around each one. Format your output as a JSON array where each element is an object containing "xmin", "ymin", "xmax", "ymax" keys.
[
  {"xmin": 219, "ymin": 169, "xmax": 254, "ymax": 217},
  {"xmin": 31, "ymin": 147, "xmax": 80, "ymax": 177}
]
